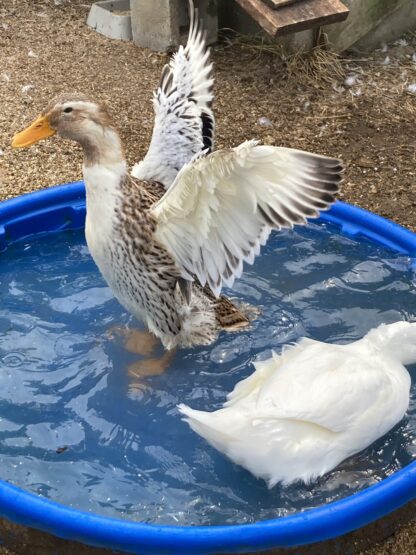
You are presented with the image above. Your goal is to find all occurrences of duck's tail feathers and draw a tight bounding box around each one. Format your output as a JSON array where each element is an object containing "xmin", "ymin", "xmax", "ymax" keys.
[
  {"xmin": 365, "ymin": 321, "xmax": 416, "ymax": 366},
  {"xmin": 178, "ymin": 404, "xmax": 231, "ymax": 452},
  {"xmin": 212, "ymin": 294, "xmax": 251, "ymax": 331}
]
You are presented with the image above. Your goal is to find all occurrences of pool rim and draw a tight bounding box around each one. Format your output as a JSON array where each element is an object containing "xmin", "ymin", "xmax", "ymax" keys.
[{"xmin": 0, "ymin": 181, "xmax": 415, "ymax": 555}]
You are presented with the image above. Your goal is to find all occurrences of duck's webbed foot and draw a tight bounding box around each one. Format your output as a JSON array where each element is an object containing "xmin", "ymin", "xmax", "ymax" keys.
[
  {"xmin": 128, "ymin": 349, "xmax": 176, "ymax": 378},
  {"xmin": 108, "ymin": 326, "xmax": 159, "ymax": 357},
  {"xmin": 107, "ymin": 326, "xmax": 176, "ymax": 391}
]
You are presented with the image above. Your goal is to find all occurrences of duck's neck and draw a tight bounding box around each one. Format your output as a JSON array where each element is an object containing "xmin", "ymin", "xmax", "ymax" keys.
[
  {"xmin": 80, "ymin": 126, "xmax": 125, "ymax": 169},
  {"xmin": 82, "ymin": 127, "xmax": 128, "ymax": 216},
  {"xmin": 81, "ymin": 126, "xmax": 127, "ymax": 201}
]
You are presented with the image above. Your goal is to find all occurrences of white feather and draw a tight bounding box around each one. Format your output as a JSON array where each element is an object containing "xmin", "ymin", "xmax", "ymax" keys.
[
  {"xmin": 178, "ymin": 321, "xmax": 415, "ymax": 487},
  {"xmin": 152, "ymin": 141, "xmax": 343, "ymax": 296},
  {"xmin": 132, "ymin": 0, "xmax": 214, "ymax": 188}
]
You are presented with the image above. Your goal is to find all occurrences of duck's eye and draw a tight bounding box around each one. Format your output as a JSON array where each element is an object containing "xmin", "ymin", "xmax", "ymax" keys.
[{"xmin": 63, "ymin": 107, "xmax": 73, "ymax": 114}]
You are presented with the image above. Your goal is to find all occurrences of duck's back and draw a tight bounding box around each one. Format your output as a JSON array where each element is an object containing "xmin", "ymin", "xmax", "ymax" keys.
[{"xmin": 257, "ymin": 339, "xmax": 409, "ymax": 437}]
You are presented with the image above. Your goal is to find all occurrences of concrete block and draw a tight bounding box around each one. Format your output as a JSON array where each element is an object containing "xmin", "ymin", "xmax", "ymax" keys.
[
  {"xmin": 323, "ymin": 0, "xmax": 412, "ymax": 52},
  {"xmin": 354, "ymin": 0, "xmax": 416, "ymax": 51},
  {"xmin": 130, "ymin": 0, "xmax": 180, "ymax": 51},
  {"xmin": 87, "ymin": 0, "xmax": 132, "ymax": 41},
  {"xmin": 130, "ymin": 0, "xmax": 218, "ymax": 52}
]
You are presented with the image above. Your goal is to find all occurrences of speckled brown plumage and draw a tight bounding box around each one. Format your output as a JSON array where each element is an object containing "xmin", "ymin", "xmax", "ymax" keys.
[
  {"xmin": 107, "ymin": 175, "xmax": 183, "ymax": 342},
  {"xmin": 111, "ymin": 175, "xmax": 250, "ymax": 342},
  {"xmin": 202, "ymin": 285, "xmax": 250, "ymax": 330}
]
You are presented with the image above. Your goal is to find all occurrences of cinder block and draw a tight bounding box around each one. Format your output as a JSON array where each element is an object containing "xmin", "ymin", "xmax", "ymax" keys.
[
  {"xmin": 130, "ymin": 0, "xmax": 218, "ymax": 52},
  {"xmin": 87, "ymin": 0, "xmax": 132, "ymax": 41}
]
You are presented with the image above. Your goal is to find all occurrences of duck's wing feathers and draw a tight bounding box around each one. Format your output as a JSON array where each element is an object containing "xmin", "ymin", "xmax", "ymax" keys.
[
  {"xmin": 151, "ymin": 141, "xmax": 343, "ymax": 297},
  {"xmin": 224, "ymin": 352, "xmax": 281, "ymax": 408},
  {"xmin": 132, "ymin": 2, "xmax": 214, "ymax": 188}
]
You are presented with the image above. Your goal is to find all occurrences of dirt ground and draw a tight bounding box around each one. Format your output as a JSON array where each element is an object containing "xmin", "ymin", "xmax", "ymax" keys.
[{"xmin": 0, "ymin": 1, "xmax": 415, "ymax": 554}]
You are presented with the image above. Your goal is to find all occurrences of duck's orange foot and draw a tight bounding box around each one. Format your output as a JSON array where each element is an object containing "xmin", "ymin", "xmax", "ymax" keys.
[
  {"xmin": 107, "ymin": 326, "xmax": 159, "ymax": 357},
  {"xmin": 127, "ymin": 349, "xmax": 176, "ymax": 378}
]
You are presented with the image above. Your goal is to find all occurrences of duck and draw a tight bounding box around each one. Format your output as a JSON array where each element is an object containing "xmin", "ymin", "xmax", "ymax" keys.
[
  {"xmin": 179, "ymin": 321, "xmax": 416, "ymax": 486},
  {"xmin": 11, "ymin": 13, "xmax": 343, "ymax": 351}
]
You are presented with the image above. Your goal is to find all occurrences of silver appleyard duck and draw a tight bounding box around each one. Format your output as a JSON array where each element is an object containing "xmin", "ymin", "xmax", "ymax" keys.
[{"xmin": 12, "ymin": 9, "xmax": 343, "ymax": 350}]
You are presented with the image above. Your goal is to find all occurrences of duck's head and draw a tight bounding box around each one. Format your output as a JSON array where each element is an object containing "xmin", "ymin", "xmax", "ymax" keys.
[{"xmin": 12, "ymin": 93, "xmax": 122, "ymax": 166}]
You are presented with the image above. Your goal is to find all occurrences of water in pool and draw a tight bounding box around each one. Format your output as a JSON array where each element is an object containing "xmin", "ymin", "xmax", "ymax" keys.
[{"xmin": 0, "ymin": 222, "xmax": 415, "ymax": 525}]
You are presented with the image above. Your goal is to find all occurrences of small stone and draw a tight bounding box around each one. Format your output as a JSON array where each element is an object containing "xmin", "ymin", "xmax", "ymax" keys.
[
  {"xmin": 21, "ymin": 84, "xmax": 35, "ymax": 94},
  {"xmin": 356, "ymin": 157, "xmax": 375, "ymax": 169},
  {"xmin": 407, "ymin": 83, "xmax": 416, "ymax": 94},
  {"xmin": 28, "ymin": 50, "xmax": 38, "ymax": 58},
  {"xmin": 257, "ymin": 116, "xmax": 273, "ymax": 128},
  {"xmin": 395, "ymin": 38, "xmax": 408, "ymax": 47}
]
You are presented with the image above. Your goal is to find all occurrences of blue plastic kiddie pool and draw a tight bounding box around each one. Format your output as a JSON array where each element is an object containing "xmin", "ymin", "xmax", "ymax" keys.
[{"xmin": 0, "ymin": 181, "xmax": 415, "ymax": 555}]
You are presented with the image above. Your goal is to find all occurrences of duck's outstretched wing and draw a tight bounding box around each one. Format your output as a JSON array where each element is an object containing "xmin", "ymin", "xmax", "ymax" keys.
[
  {"xmin": 132, "ymin": 0, "xmax": 214, "ymax": 189},
  {"xmin": 151, "ymin": 140, "xmax": 343, "ymax": 297}
]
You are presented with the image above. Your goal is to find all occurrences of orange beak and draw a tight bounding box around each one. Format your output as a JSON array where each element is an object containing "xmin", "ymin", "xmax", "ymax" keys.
[{"xmin": 12, "ymin": 115, "xmax": 56, "ymax": 148}]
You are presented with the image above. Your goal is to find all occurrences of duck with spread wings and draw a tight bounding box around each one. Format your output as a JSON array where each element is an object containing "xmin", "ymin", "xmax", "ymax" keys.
[{"xmin": 12, "ymin": 3, "xmax": 343, "ymax": 350}]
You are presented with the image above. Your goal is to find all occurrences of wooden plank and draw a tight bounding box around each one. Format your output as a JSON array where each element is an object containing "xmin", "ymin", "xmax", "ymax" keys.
[
  {"xmin": 324, "ymin": 0, "xmax": 409, "ymax": 53},
  {"xmin": 234, "ymin": 0, "xmax": 349, "ymax": 37},
  {"xmin": 262, "ymin": 0, "xmax": 303, "ymax": 9}
]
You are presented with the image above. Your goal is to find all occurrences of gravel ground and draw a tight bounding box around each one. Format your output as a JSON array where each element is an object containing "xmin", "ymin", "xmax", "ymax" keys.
[{"xmin": 0, "ymin": 1, "xmax": 415, "ymax": 554}]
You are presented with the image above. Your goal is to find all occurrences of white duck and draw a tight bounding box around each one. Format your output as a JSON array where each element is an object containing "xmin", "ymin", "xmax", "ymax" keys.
[{"xmin": 179, "ymin": 321, "xmax": 416, "ymax": 486}]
